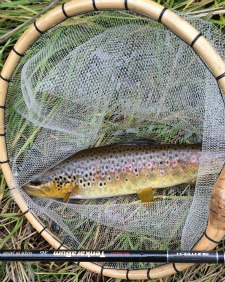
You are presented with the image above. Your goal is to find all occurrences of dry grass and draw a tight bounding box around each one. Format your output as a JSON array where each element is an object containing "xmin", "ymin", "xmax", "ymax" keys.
[{"xmin": 1, "ymin": 0, "xmax": 225, "ymax": 281}]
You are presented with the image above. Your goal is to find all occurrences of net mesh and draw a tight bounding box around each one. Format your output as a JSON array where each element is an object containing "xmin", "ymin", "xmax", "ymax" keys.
[{"xmin": 5, "ymin": 11, "xmax": 225, "ymax": 270}]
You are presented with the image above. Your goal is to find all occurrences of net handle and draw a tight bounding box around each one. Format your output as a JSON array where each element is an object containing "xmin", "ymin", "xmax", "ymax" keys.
[{"xmin": 1, "ymin": 0, "xmax": 225, "ymax": 279}]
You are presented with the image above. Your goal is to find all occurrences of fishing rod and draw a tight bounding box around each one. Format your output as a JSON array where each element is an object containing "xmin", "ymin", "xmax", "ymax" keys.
[{"xmin": 0, "ymin": 250, "xmax": 225, "ymax": 263}]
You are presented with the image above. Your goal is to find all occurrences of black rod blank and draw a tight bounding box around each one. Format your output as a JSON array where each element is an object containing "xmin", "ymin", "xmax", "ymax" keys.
[{"xmin": 0, "ymin": 250, "xmax": 224, "ymax": 263}]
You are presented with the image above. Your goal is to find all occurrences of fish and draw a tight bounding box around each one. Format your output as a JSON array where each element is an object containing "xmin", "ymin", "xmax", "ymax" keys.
[{"xmin": 23, "ymin": 143, "xmax": 201, "ymax": 202}]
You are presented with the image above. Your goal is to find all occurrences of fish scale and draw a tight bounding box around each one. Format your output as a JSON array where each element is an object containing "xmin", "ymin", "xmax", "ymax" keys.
[{"xmin": 23, "ymin": 144, "xmax": 201, "ymax": 201}]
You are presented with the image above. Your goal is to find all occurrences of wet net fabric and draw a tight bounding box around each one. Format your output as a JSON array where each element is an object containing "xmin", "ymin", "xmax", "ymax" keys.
[{"xmin": 5, "ymin": 11, "xmax": 225, "ymax": 269}]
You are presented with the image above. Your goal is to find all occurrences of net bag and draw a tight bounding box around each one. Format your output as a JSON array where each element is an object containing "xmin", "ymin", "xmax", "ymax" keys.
[{"xmin": 1, "ymin": 0, "xmax": 225, "ymax": 280}]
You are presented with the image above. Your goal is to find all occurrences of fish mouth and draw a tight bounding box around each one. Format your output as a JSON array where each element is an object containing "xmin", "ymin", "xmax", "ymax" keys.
[
  {"xmin": 29, "ymin": 180, "xmax": 43, "ymax": 186},
  {"xmin": 23, "ymin": 181, "xmax": 49, "ymax": 197}
]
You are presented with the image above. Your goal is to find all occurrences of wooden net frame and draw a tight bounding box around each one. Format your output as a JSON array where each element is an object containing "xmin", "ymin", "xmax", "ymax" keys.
[{"xmin": 1, "ymin": 0, "xmax": 225, "ymax": 279}]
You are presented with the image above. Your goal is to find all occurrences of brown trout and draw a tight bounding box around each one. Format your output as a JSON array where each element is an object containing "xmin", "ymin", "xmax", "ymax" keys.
[{"xmin": 23, "ymin": 143, "xmax": 201, "ymax": 202}]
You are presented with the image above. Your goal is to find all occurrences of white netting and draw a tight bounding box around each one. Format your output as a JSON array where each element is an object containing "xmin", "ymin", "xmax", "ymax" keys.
[{"xmin": 6, "ymin": 11, "xmax": 225, "ymax": 270}]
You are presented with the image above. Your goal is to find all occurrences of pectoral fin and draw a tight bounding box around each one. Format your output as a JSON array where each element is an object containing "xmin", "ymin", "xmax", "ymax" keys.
[
  {"xmin": 137, "ymin": 187, "xmax": 154, "ymax": 203},
  {"xmin": 63, "ymin": 183, "xmax": 80, "ymax": 202}
]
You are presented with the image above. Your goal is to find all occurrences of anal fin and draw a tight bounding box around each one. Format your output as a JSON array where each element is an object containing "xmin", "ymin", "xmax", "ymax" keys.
[{"xmin": 137, "ymin": 187, "xmax": 154, "ymax": 203}]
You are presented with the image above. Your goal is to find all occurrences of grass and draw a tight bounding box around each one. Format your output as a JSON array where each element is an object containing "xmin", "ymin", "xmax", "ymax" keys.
[{"xmin": 1, "ymin": 0, "xmax": 225, "ymax": 281}]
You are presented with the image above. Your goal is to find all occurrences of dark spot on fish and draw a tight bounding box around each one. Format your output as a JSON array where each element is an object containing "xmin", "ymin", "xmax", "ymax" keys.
[
  {"xmin": 104, "ymin": 182, "xmax": 106, "ymax": 186},
  {"xmin": 134, "ymin": 168, "xmax": 138, "ymax": 172},
  {"xmin": 99, "ymin": 182, "xmax": 103, "ymax": 187},
  {"xmin": 125, "ymin": 179, "xmax": 128, "ymax": 181},
  {"xmin": 59, "ymin": 176, "xmax": 62, "ymax": 179},
  {"xmin": 80, "ymin": 179, "xmax": 83, "ymax": 184}
]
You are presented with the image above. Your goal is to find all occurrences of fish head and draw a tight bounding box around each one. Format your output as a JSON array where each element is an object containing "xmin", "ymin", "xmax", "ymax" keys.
[{"xmin": 23, "ymin": 180, "xmax": 80, "ymax": 201}]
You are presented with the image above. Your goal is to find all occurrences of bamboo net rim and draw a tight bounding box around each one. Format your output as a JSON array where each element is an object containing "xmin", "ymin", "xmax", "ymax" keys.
[{"xmin": 1, "ymin": 0, "xmax": 225, "ymax": 279}]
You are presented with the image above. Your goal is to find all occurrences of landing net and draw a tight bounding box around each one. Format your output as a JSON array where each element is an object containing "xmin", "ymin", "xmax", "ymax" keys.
[{"xmin": 5, "ymin": 9, "xmax": 225, "ymax": 272}]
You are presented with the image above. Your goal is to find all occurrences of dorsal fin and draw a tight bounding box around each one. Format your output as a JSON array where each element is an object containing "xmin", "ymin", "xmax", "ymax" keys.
[{"xmin": 119, "ymin": 139, "xmax": 159, "ymax": 146}]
